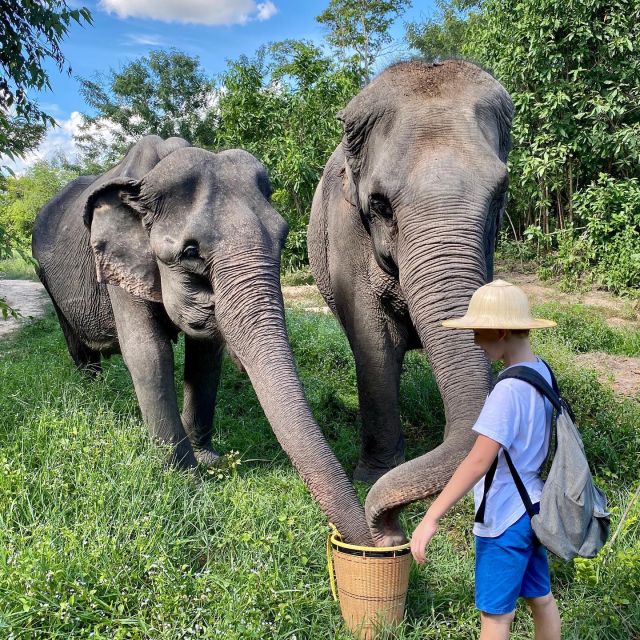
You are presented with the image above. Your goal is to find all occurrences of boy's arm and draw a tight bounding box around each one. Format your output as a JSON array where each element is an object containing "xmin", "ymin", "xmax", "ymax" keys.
[{"xmin": 410, "ymin": 434, "xmax": 501, "ymax": 564}]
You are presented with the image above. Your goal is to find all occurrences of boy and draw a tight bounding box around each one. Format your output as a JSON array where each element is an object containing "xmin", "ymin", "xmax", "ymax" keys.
[{"xmin": 410, "ymin": 279, "xmax": 561, "ymax": 640}]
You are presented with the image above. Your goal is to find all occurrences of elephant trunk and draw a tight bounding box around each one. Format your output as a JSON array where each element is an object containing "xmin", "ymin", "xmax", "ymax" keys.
[
  {"xmin": 365, "ymin": 204, "xmax": 492, "ymax": 544},
  {"xmin": 214, "ymin": 249, "xmax": 373, "ymax": 545}
]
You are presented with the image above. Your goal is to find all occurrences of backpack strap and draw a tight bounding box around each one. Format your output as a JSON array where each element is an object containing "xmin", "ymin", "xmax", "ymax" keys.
[
  {"xmin": 503, "ymin": 450, "xmax": 536, "ymax": 518},
  {"xmin": 497, "ymin": 365, "xmax": 563, "ymax": 413},
  {"xmin": 540, "ymin": 358, "xmax": 560, "ymax": 394},
  {"xmin": 474, "ymin": 449, "xmax": 537, "ymax": 522},
  {"xmin": 474, "ymin": 456, "xmax": 499, "ymax": 524},
  {"xmin": 474, "ymin": 363, "xmax": 561, "ymax": 525}
]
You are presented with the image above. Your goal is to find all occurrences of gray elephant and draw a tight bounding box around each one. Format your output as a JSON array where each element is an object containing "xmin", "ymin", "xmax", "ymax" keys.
[
  {"xmin": 33, "ymin": 135, "xmax": 372, "ymax": 544},
  {"xmin": 308, "ymin": 60, "xmax": 513, "ymax": 544}
]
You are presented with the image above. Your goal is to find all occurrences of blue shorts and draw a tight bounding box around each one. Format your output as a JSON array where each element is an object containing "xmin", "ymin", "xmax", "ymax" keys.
[{"xmin": 475, "ymin": 508, "xmax": 551, "ymax": 614}]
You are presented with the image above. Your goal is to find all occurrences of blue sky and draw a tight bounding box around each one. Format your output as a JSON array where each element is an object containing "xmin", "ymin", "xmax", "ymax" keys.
[{"xmin": 13, "ymin": 0, "xmax": 436, "ymax": 171}]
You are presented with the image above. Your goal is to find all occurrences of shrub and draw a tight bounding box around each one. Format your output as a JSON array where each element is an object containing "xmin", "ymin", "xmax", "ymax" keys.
[
  {"xmin": 0, "ymin": 160, "xmax": 80, "ymax": 242},
  {"xmin": 540, "ymin": 176, "xmax": 640, "ymax": 294},
  {"xmin": 575, "ymin": 176, "xmax": 640, "ymax": 293}
]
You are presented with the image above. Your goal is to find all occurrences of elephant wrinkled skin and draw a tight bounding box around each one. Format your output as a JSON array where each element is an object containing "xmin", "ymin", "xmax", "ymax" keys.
[
  {"xmin": 308, "ymin": 60, "xmax": 514, "ymax": 544},
  {"xmin": 33, "ymin": 136, "xmax": 372, "ymax": 545}
]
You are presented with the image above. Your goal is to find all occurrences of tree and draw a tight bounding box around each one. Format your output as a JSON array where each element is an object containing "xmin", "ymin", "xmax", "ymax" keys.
[
  {"xmin": 0, "ymin": 0, "xmax": 92, "ymax": 163},
  {"xmin": 0, "ymin": 158, "xmax": 79, "ymax": 241},
  {"xmin": 405, "ymin": 0, "xmax": 482, "ymax": 61},
  {"xmin": 456, "ymin": 0, "xmax": 640, "ymax": 292},
  {"xmin": 463, "ymin": 0, "xmax": 640, "ymax": 235},
  {"xmin": 214, "ymin": 41, "xmax": 361, "ymax": 269},
  {"xmin": 316, "ymin": 0, "xmax": 411, "ymax": 83},
  {"xmin": 0, "ymin": 0, "xmax": 91, "ymax": 318},
  {"xmin": 76, "ymin": 49, "xmax": 217, "ymax": 166}
]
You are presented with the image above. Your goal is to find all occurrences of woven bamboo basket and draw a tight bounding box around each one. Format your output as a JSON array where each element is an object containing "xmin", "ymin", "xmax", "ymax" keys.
[{"xmin": 328, "ymin": 528, "xmax": 412, "ymax": 640}]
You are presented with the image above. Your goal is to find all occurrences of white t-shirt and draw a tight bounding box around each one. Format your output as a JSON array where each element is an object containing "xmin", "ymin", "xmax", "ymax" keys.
[{"xmin": 472, "ymin": 358, "xmax": 553, "ymax": 538}]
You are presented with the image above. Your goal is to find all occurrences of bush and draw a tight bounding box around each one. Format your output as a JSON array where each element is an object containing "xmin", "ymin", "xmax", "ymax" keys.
[
  {"xmin": 0, "ymin": 160, "xmax": 80, "ymax": 241},
  {"xmin": 535, "ymin": 177, "xmax": 640, "ymax": 294},
  {"xmin": 574, "ymin": 176, "xmax": 640, "ymax": 293}
]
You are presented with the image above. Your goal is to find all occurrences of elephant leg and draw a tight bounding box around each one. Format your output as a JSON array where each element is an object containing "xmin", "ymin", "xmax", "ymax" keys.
[
  {"xmin": 109, "ymin": 287, "xmax": 197, "ymax": 469},
  {"xmin": 182, "ymin": 335, "xmax": 224, "ymax": 467},
  {"xmin": 343, "ymin": 301, "xmax": 407, "ymax": 484},
  {"xmin": 51, "ymin": 297, "xmax": 102, "ymax": 377}
]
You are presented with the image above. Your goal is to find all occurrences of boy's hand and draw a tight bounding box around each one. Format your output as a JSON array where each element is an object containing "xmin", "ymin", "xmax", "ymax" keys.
[{"xmin": 410, "ymin": 515, "xmax": 439, "ymax": 564}]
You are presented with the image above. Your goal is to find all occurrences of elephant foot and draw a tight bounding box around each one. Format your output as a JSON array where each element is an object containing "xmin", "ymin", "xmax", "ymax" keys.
[
  {"xmin": 80, "ymin": 362, "xmax": 102, "ymax": 379},
  {"xmin": 193, "ymin": 446, "xmax": 221, "ymax": 468},
  {"xmin": 168, "ymin": 443, "xmax": 198, "ymax": 469},
  {"xmin": 353, "ymin": 459, "xmax": 402, "ymax": 485}
]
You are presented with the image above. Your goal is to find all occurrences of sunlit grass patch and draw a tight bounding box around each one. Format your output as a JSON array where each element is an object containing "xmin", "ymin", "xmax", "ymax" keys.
[
  {"xmin": 533, "ymin": 302, "xmax": 640, "ymax": 357},
  {"xmin": 0, "ymin": 305, "xmax": 638, "ymax": 638}
]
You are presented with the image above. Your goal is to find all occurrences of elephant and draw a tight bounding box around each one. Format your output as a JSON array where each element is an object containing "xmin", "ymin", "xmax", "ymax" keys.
[
  {"xmin": 308, "ymin": 60, "xmax": 514, "ymax": 544},
  {"xmin": 32, "ymin": 135, "xmax": 372, "ymax": 544}
]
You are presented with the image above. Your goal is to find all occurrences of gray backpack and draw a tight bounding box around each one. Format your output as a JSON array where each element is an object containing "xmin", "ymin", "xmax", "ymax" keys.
[{"xmin": 475, "ymin": 363, "xmax": 610, "ymax": 561}]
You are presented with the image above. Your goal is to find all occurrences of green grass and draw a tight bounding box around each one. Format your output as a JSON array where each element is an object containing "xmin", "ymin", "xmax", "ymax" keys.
[
  {"xmin": 280, "ymin": 267, "xmax": 315, "ymax": 287},
  {"xmin": 0, "ymin": 309, "xmax": 639, "ymax": 638},
  {"xmin": 0, "ymin": 250, "xmax": 38, "ymax": 280},
  {"xmin": 533, "ymin": 302, "xmax": 640, "ymax": 357}
]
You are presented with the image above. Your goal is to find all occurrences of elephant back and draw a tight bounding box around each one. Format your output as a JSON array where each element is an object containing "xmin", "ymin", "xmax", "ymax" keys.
[{"xmin": 79, "ymin": 135, "xmax": 191, "ymax": 206}]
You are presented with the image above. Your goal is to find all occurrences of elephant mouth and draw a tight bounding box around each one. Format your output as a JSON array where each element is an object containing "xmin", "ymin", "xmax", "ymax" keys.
[
  {"xmin": 175, "ymin": 291, "xmax": 217, "ymax": 336},
  {"xmin": 187, "ymin": 319, "xmax": 208, "ymax": 331},
  {"xmin": 184, "ymin": 317, "xmax": 219, "ymax": 339}
]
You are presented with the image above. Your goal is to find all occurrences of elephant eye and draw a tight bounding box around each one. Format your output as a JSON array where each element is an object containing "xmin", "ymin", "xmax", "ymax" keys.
[
  {"xmin": 369, "ymin": 194, "xmax": 393, "ymax": 220},
  {"xmin": 181, "ymin": 244, "xmax": 201, "ymax": 261}
]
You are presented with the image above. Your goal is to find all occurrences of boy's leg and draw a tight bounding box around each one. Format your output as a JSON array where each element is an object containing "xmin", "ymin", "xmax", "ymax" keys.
[
  {"xmin": 480, "ymin": 611, "xmax": 514, "ymax": 640},
  {"xmin": 525, "ymin": 593, "xmax": 560, "ymax": 640}
]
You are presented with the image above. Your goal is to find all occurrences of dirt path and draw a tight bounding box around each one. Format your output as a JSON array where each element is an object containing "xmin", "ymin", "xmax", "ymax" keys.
[{"xmin": 0, "ymin": 279, "xmax": 50, "ymax": 339}]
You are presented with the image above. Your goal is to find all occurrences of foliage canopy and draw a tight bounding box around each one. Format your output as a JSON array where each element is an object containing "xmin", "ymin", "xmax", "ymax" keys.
[
  {"xmin": 0, "ymin": 158, "xmax": 79, "ymax": 241},
  {"xmin": 213, "ymin": 40, "xmax": 361, "ymax": 270},
  {"xmin": 405, "ymin": 0, "xmax": 481, "ymax": 62},
  {"xmin": 0, "ymin": 0, "xmax": 91, "ymax": 318},
  {"xmin": 407, "ymin": 0, "xmax": 640, "ymax": 292},
  {"xmin": 0, "ymin": 0, "xmax": 92, "ymax": 162},
  {"xmin": 316, "ymin": 0, "xmax": 411, "ymax": 82},
  {"xmin": 77, "ymin": 49, "xmax": 217, "ymax": 168}
]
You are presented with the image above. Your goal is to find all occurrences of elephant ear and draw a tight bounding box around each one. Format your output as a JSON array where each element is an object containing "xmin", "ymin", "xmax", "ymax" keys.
[
  {"xmin": 83, "ymin": 178, "xmax": 162, "ymax": 303},
  {"xmin": 338, "ymin": 104, "xmax": 398, "ymax": 278},
  {"xmin": 337, "ymin": 106, "xmax": 369, "ymax": 184},
  {"xmin": 336, "ymin": 105, "xmax": 371, "ymax": 210},
  {"xmin": 340, "ymin": 160, "xmax": 359, "ymax": 208}
]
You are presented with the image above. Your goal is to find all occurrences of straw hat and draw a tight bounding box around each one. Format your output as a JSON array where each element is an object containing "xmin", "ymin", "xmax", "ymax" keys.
[{"xmin": 442, "ymin": 279, "xmax": 556, "ymax": 329}]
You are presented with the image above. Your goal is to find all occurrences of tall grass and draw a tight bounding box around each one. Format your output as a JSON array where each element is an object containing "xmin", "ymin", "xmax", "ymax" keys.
[
  {"xmin": 0, "ymin": 251, "xmax": 37, "ymax": 280},
  {"xmin": 0, "ymin": 310, "xmax": 638, "ymax": 639},
  {"xmin": 534, "ymin": 302, "xmax": 640, "ymax": 357}
]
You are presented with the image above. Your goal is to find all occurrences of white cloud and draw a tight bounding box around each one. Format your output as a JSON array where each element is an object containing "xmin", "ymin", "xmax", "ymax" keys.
[
  {"xmin": 2, "ymin": 112, "xmax": 85, "ymax": 175},
  {"xmin": 126, "ymin": 33, "xmax": 168, "ymax": 46},
  {"xmin": 256, "ymin": 1, "xmax": 278, "ymax": 21},
  {"xmin": 99, "ymin": 0, "xmax": 279, "ymax": 26}
]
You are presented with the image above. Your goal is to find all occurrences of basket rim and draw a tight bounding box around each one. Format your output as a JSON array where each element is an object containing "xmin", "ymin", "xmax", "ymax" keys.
[{"xmin": 330, "ymin": 532, "xmax": 411, "ymax": 555}]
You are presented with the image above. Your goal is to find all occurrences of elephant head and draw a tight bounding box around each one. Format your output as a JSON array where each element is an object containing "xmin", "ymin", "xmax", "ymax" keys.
[
  {"xmin": 338, "ymin": 60, "xmax": 514, "ymax": 542},
  {"xmin": 82, "ymin": 142, "xmax": 372, "ymax": 544}
]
